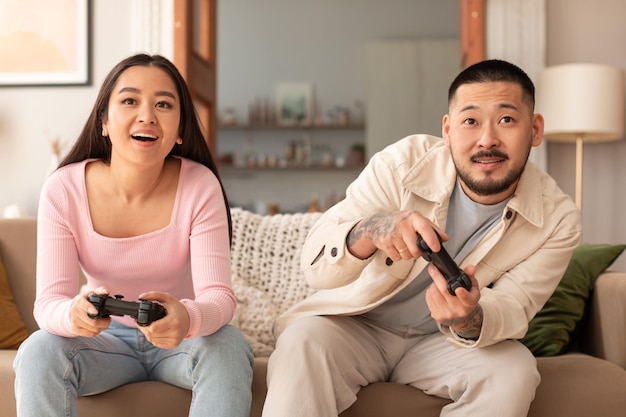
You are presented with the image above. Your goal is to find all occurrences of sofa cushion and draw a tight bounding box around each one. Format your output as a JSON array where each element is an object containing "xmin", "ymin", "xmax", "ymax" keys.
[
  {"xmin": 0, "ymin": 255, "xmax": 30, "ymax": 349},
  {"xmin": 229, "ymin": 208, "xmax": 322, "ymax": 356},
  {"xmin": 531, "ymin": 354, "xmax": 626, "ymax": 416},
  {"xmin": 521, "ymin": 243, "xmax": 626, "ymax": 357}
]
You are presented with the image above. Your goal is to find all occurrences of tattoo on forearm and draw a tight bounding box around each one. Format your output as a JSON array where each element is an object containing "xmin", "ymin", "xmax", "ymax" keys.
[
  {"xmin": 443, "ymin": 305, "xmax": 483, "ymax": 341},
  {"xmin": 347, "ymin": 212, "xmax": 410, "ymax": 247},
  {"xmin": 347, "ymin": 224, "xmax": 365, "ymax": 247}
]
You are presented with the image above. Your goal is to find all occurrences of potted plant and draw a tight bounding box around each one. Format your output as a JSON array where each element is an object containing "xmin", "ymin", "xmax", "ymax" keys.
[{"xmin": 347, "ymin": 143, "xmax": 365, "ymax": 167}]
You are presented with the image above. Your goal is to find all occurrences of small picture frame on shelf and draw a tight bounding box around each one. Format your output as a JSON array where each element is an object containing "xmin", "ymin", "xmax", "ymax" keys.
[{"xmin": 275, "ymin": 83, "xmax": 314, "ymax": 126}]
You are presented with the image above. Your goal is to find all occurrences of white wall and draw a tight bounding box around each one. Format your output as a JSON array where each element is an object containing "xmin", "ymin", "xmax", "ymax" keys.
[
  {"xmin": 0, "ymin": 0, "xmax": 169, "ymax": 217},
  {"xmin": 545, "ymin": 0, "xmax": 626, "ymax": 270}
]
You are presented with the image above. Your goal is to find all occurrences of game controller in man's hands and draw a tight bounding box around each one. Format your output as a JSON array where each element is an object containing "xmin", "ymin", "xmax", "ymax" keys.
[
  {"xmin": 417, "ymin": 231, "xmax": 472, "ymax": 296},
  {"xmin": 87, "ymin": 294, "xmax": 167, "ymax": 326}
]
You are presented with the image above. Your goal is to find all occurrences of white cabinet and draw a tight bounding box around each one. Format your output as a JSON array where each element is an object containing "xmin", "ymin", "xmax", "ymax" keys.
[{"xmin": 365, "ymin": 39, "xmax": 460, "ymax": 159}]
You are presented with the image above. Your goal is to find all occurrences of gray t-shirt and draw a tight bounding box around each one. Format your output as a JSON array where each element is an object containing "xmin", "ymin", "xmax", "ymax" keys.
[{"xmin": 361, "ymin": 181, "xmax": 510, "ymax": 334}]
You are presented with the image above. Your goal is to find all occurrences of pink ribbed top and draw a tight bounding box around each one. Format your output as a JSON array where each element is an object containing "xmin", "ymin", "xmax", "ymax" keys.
[{"xmin": 34, "ymin": 157, "xmax": 234, "ymax": 338}]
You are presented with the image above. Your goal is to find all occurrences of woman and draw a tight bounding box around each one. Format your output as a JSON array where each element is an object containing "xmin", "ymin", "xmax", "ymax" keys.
[{"xmin": 13, "ymin": 54, "xmax": 253, "ymax": 417}]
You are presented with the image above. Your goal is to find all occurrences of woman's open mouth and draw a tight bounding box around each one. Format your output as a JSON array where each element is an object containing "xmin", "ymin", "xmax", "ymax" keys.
[{"xmin": 131, "ymin": 133, "xmax": 158, "ymax": 142}]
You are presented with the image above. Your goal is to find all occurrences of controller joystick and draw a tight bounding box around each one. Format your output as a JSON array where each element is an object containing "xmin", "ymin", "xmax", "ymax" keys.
[
  {"xmin": 88, "ymin": 294, "xmax": 167, "ymax": 326},
  {"xmin": 417, "ymin": 231, "xmax": 472, "ymax": 296}
]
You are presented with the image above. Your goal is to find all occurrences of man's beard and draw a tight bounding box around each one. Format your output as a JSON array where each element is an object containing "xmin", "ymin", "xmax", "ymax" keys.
[{"xmin": 452, "ymin": 148, "xmax": 530, "ymax": 197}]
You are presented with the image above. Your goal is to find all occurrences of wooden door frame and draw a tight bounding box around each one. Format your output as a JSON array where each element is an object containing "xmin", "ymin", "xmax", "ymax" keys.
[
  {"xmin": 460, "ymin": 0, "xmax": 486, "ymax": 68},
  {"xmin": 173, "ymin": 0, "xmax": 217, "ymax": 154}
]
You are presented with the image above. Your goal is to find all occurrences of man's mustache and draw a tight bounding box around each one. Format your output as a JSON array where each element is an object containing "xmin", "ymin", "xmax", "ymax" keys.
[{"xmin": 470, "ymin": 150, "xmax": 509, "ymax": 162}]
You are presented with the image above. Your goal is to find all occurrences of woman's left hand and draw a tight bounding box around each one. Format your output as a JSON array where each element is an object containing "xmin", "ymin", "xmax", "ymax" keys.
[{"xmin": 136, "ymin": 291, "xmax": 190, "ymax": 349}]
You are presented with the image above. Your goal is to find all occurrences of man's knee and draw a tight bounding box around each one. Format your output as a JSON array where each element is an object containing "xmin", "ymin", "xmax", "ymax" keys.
[
  {"xmin": 479, "ymin": 341, "xmax": 540, "ymax": 390},
  {"xmin": 274, "ymin": 317, "xmax": 322, "ymax": 349}
]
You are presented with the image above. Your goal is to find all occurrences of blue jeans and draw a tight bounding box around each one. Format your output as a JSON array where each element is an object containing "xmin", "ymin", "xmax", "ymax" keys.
[{"xmin": 13, "ymin": 322, "xmax": 253, "ymax": 417}]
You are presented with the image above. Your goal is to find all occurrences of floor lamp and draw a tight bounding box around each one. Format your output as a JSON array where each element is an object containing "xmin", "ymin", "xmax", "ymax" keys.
[{"xmin": 536, "ymin": 63, "xmax": 625, "ymax": 210}]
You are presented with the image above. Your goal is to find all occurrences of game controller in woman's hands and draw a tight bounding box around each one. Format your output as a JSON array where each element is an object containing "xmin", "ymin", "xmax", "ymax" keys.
[{"xmin": 87, "ymin": 294, "xmax": 167, "ymax": 326}]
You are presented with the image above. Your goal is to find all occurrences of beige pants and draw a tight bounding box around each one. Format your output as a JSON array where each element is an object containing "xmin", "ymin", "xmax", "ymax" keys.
[{"xmin": 262, "ymin": 315, "xmax": 539, "ymax": 417}]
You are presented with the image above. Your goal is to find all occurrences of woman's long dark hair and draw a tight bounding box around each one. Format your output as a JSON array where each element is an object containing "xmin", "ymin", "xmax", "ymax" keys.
[{"xmin": 59, "ymin": 53, "xmax": 232, "ymax": 242}]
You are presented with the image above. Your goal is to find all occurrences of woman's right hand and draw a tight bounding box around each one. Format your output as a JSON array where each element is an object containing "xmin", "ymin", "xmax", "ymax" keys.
[{"xmin": 70, "ymin": 286, "xmax": 111, "ymax": 337}]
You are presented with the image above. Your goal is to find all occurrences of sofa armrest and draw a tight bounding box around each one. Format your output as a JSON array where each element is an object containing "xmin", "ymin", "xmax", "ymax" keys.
[{"xmin": 584, "ymin": 271, "xmax": 626, "ymax": 369}]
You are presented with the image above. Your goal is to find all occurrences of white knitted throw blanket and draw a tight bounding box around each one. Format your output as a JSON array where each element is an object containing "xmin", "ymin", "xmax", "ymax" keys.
[{"xmin": 229, "ymin": 207, "xmax": 323, "ymax": 356}]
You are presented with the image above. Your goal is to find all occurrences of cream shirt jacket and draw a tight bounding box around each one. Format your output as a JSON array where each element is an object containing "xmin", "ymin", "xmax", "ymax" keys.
[{"xmin": 274, "ymin": 134, "xmax": 582, "ymax": 349}]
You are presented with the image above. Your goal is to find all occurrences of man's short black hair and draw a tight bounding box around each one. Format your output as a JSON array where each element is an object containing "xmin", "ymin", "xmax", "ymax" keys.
[{"xmin": 448, "ymin": 59, "xmax": 535, "ymax": 109}]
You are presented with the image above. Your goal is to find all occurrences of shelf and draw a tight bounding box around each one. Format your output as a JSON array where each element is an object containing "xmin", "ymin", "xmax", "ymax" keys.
[
  {"xmin": 218, "ymin": 123, "xmax": 364, "ymax": 130},
  {"xmin": 219, "ymin": 165, "xmax": 364, "ymax": 173}
]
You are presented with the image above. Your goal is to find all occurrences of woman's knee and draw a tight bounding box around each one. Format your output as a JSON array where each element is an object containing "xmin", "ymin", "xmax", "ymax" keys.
[
  {"xmin": 193, "ymin": 325, "xmax": 254, "ymax": 367},
  {"xmin": 14, "ymin": 330, "xmax": 70, "ymax": 373}
]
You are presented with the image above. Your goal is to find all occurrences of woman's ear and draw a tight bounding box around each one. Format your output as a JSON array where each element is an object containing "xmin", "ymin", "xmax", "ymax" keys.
[{"xmin": 101, "ymin": 117, "xmax": 109, "ymax": 137}]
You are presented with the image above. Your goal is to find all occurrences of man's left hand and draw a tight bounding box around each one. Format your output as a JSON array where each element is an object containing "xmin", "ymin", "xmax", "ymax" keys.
[{"xmin": 425, "ymin": 264, "xmax": 482, "ymax": 340}]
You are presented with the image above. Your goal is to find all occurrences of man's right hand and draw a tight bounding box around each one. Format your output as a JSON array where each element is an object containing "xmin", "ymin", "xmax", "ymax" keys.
[{"xmin": 346, "ymin": 210, "xmax": 446, "ymax": 261}]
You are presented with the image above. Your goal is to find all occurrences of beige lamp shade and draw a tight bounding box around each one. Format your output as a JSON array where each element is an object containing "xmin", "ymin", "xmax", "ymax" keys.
[
  {"xmin": 536, "ymin": 63, "xmax": 625, "ymax": 143},
  {"xmin": 536, "ymin": 63, "xmax": 625, "ymax": 210}
]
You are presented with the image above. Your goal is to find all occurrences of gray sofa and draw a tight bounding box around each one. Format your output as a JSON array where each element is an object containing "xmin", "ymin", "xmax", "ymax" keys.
[{"xmin": 1, "ymin": 209, "xmax": 626, "ymax": 417}]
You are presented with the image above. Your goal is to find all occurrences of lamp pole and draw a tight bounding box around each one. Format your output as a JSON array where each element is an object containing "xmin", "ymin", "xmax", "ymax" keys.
[{"xmin": 575, "ymin": 134, "xmax": 583, "ymax": 210}]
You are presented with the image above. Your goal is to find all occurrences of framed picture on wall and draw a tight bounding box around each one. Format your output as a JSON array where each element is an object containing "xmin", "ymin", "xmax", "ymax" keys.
[
  {"xmin": 0, "ymin": 0, "xmax": 91, "ymax": 87},
  {"xmin": 275, "ymin": 82, "xmax": 314, "ymax": 126}
]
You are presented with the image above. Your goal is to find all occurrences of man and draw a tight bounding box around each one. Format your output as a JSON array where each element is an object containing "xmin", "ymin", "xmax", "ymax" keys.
[{"xmin": 262, "ymin": 59, "xmax": 582, "ymax": 417}]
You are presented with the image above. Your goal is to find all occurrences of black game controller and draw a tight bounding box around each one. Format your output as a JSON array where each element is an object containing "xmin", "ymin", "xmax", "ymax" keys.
[
  {"xmin": 88, "ymin": 294, "xmax": 167, "ymax": 326},
  {"xmin": 417, "ymin": 231, "xmax": 472, "ymax": 296}
]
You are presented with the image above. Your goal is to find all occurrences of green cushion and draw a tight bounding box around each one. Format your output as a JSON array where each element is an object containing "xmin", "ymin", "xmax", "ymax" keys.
[{"xmin": 520, "ymin": 243, "xmax": 626, "ymax": 357}]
